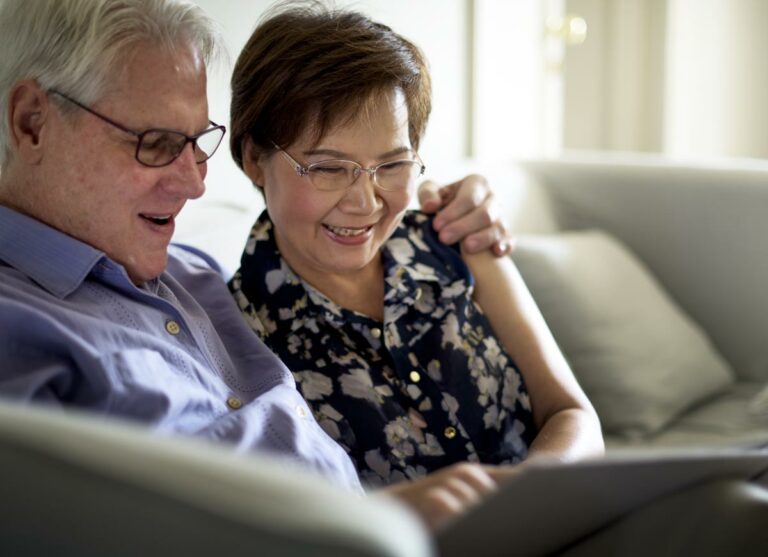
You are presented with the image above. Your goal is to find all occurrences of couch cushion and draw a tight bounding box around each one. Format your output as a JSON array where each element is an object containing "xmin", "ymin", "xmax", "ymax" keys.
[
  {"xmin": 605, "ymin": 382, "xmax": 768, "ymax": 450},
  {"xmin": 511, "ymin": 230, "xmax": 735, "ymax": 437}
]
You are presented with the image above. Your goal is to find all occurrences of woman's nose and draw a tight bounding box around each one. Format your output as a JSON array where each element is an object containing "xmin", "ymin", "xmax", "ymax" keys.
[{"xmin": 339, "ymin": 169, "xmax": 380, "ymax": 213}]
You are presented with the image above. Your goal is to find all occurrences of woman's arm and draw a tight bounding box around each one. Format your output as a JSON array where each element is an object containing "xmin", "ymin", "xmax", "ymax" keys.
[{"xmin": 463, "ymin": 250, "xmax": 605, "ymax": 463}]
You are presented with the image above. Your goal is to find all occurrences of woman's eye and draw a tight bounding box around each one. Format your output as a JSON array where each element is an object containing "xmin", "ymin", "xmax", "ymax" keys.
[
  {"xmin": 378, "ymin": 161, "xmax": 410, "ymax": 174},
  {"xmin": 312, "ymin": 165, "xmax": 346, "ymax": 175}
]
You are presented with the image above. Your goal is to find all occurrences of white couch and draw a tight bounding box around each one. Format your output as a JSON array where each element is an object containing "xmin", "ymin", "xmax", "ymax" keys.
[
  {"xmin": 0, "ymin": 401, "xmax": 431, "ymax": 556},
  {"xmin": 3, "ymin": 153, "xmax": 768, "ymax": 554}
]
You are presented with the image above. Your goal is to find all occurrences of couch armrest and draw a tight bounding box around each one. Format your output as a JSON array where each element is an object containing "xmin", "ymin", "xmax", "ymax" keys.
[{"xmin": 0, "ymin": 400, "xmax": 432, "ymax": 557}]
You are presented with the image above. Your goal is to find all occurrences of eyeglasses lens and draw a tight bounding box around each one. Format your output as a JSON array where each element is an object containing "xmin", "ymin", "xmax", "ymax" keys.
[
  {"xmin": 137, "ymin": 127, "xmax": 224, "ymax": 167},
  {"xmin": 308, "ymin": 160, "xmax": 423, "ymax": 191}
]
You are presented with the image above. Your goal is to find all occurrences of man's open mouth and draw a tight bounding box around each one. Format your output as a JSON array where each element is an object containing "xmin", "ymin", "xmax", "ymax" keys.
[{"xmin": 140, "ymin": 214, "xmax": 174, "ymax": 226}]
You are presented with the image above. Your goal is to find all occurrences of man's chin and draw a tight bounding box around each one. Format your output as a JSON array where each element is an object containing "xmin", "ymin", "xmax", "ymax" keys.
[{"xmin": 125, "ymin": 254, "xmax": 168, "ymax": 286}]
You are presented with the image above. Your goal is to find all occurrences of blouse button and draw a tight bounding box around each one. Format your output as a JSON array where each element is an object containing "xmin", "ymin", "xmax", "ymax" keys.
[
  {"xmin": 444, "ymin": 426, "xmax": 457, "ymax": 439},
  {"xmin": 409, "ymin": 370, "xmax": 421, "ymax": 383},
  {"xmin": 226, "ymin": 396, "xmax": 243, "ymax": 410},
  {"xmin": 371, "ymin": 327, "xmax": 382, "ymax": 339},
  {"xmin": 165, "ymin": 320, "xmax": 181, "ymax": 336}
]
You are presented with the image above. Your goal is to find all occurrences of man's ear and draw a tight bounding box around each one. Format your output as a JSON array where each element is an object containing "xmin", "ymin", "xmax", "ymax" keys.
[
  {"xmin": 242, "ymin": 137, "xmax": 265, "ymax": 189},
  {"xmin": 8, "ymin": 80, "xmax": 50, "ymax": 165}
]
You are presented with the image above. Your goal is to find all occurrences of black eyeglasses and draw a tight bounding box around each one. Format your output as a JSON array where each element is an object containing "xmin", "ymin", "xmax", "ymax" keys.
[{"xmin": 49, "ymin": 89, "xmax": 226, "ymax": 168}]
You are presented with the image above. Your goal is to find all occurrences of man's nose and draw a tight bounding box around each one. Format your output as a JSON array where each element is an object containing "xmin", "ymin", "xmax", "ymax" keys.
[{"xmin": 164, "ymin": 143, "xmax": 206, "ymax": 199}]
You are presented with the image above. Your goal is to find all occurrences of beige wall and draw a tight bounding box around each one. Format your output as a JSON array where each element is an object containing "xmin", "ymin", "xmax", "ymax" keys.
[
  {"xmin": 563, "ymin": 0, "xmax": 768, "ymax": 160},
  {"xmin": 563, "ymin": 0, "xmax": 666, "ymax": 153},
  {"xmin": 664, "ymin": 0, "xmax": 768, "ymax": 158}
]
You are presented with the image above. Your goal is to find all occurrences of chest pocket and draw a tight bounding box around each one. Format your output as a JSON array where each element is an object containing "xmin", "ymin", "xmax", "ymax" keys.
[{"xmin": 102, "ymin": 348, "xmax": 224, "ymax": 430}]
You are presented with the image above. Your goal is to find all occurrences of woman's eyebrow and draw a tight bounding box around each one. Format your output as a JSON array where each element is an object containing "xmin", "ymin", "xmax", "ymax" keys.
[
  {"xmin": 302, "ymin": 148, "xmax": 347, "ymax": 158},
  {"xmin": 302, "ymin": 146, "xmax": 413, "ymax": 159},
  {"xmin": 378, "ymin": 146, "xmax": 413, "ymax": 158}
]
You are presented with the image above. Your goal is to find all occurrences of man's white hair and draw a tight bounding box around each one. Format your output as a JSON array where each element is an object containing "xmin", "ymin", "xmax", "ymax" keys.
[{"xmin": 0, "ymin": 0, "xmax": 221, "ymax": 168}]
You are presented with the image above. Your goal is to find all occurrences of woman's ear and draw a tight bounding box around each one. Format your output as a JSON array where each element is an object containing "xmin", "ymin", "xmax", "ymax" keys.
[{"xmin": 242, "ymin": 137, "xmax": 265, "ymax": 189}]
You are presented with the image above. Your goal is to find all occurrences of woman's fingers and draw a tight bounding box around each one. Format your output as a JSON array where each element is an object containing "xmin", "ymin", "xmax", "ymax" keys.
[{"xmin": 381, "ymin": 462, "xmax": 500, "ymax": 531}]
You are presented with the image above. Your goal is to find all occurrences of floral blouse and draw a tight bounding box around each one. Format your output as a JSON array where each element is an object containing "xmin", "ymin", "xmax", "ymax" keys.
[{"xmin": 229, "ymin": 210, "xmax": 536, "ymax": 487}]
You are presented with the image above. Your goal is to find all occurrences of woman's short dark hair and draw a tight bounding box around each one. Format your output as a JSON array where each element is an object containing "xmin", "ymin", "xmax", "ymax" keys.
[{"xmin": 229, "ymin": 2, "xmax": 432, "ymax": 169}]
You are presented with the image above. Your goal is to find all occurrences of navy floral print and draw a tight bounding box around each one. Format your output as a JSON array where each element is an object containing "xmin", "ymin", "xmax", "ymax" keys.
[{"xmin": 230, "ymin": 210, "xmax": 536, "ymax": 487}]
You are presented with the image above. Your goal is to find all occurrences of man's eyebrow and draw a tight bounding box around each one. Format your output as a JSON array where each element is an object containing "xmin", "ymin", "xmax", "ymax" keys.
[
  {"xmin": 302, "ymin": 146, "xmax": 414, "ymax": 159},
  {"xmin": 192, "ymin": 120, "xmax": 217, "ymax": 135},
  {"xmin": 144, "ymin": 120, "xmax": 213, "ymax": 136}
]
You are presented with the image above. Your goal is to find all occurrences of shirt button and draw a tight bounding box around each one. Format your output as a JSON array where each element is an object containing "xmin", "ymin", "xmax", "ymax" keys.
[
  {"xmin": 165, "ymin": 320, "xmax": 181, "ymax": 336},
  {"xmin": 226, "ymin": 397, "xmax": 242, "ymax": 410},
  {"xmin": 444, "ymin": 426, "xmax": 457, "ymax": 439},
  {"xmin": 296, "ymin": 404, "xmax": 308, "ymax": 418},
  {"xmin": 414, "ymin": 288, "xmax": 423, "ymax": 300},
  {"xmin": 371, "ymin": 328, "xmax": 382, "ymax": 339},
  {"xmin": 409, "ymin": 370, "xmax": 421, "ymax": 383}
]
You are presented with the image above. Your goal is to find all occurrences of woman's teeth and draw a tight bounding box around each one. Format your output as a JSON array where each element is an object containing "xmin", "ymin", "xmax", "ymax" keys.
[{"xmin": 324, "ymin": 224, "xmax": 369, "ymax": 237}]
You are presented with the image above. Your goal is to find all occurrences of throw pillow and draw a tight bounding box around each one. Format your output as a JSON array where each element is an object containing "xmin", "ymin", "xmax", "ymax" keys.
[{"xmin": 511, "ymin": 230, "xmax": 734, "ymax": 437}]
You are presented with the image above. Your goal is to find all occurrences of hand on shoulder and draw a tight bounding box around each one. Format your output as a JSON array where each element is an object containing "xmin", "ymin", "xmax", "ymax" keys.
[{"xmin": 418, "ymin": 174, "xmax": 513, "ymax": 256}]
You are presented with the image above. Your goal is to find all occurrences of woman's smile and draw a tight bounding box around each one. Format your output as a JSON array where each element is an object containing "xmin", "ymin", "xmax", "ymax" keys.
[{"xmin": 322, "ymin": 223, "xmax": 375, "ymax": 245}]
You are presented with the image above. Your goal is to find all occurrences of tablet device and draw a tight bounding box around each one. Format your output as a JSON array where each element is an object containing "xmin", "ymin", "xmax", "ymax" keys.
[{"xmin": 436, "ymin": 449, "xmax": 768, "ymax": 557}]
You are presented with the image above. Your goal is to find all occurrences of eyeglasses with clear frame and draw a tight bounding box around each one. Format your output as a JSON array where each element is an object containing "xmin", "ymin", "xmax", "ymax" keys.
[
  {"xmin": 49, "ymin": 89, "xmax": 226, "ymax": 168},
  {"xmin": 271, "ymin": 142, "xmax": 426, "ymax": 192}
]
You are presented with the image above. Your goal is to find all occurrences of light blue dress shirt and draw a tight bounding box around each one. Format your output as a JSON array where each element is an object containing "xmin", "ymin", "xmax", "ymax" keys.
[{"xmin": 0, "ymin": 205, "xmax": 362, "ymax": 493}]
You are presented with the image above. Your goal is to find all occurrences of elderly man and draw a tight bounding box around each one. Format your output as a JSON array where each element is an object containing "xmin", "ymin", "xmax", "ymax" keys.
[{"xmin": 0, "ymin": 0, "xmax": 513, "ymax": 529}]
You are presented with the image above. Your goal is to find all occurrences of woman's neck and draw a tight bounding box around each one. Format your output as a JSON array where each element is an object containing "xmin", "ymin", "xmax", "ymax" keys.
[
  {"xmin": 279, "ymin": 248, "xmax": 386, "ymax": 321},
  {"xmin": 315, "ymin": 264, "xmax": 385, "ymax": 321}
]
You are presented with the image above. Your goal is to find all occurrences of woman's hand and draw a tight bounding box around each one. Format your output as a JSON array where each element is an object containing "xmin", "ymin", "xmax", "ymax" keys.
[
  {"xmin": 418, "ymin": 174, "xmax": 513, "ymax": 256},
  {"xmin": 378, "ymin": 462, "xmax": 500, "ymax": 531}
]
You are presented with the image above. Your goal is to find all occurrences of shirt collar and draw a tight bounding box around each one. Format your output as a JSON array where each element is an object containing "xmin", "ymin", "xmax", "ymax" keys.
[
  {"xmin": 0, "ymin": 205, "xmax": 108, "ymax": 298},
  {"xmin": 381, "ymin": 212, "xmax": 461, "ymax": 289}
]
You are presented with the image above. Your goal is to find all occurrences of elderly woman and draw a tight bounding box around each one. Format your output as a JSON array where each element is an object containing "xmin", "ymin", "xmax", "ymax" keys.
[{"xmin": 228, "ymin": 3, "xmax": 603, "ymax": 493}]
